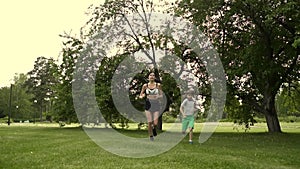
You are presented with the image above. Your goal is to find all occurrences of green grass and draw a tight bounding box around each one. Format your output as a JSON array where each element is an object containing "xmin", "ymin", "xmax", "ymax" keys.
[{"xmin": 0, "ymin": 122, "xmax": 300, "ymax": 169}]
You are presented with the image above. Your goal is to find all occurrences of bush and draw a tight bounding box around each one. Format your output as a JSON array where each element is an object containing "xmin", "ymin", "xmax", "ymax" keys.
[
  {"xmin": 162, "ymin": 112, "xmax": 177, "ymax": 123},
  {"xmin": 278, "ymin": 116, "xmax": 299, "ymax": 123},
  {"xmin": 254, "ymin": 116, "xmax": 300, "ymax": 123},
  {"xmin": 0, "ymin": 116, "xmax": 8, "ymax": 123}
]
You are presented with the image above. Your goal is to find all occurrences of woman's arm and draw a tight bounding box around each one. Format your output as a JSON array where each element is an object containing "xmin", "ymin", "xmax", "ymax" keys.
[
  {"xmin": 139, "ymin": 84, "xmax": 147, "ymax": 99},
  {"xmin": 157, "ymin": 83, "xmax": 163, "ymax": 98}
]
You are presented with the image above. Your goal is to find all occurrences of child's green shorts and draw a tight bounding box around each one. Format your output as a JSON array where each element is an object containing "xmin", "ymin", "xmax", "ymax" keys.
[{"xmin": 182, "ymin": 115, "xmax": 194, "ymax": 131}]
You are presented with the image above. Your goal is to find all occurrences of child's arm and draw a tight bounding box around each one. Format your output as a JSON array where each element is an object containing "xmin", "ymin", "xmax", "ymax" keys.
[
  {"xmin": 180, "ymin": 106, "xmax": 186, "ymax": 118},
  {"xmin": 194, "ymin": 100, "xmax": 201, "ymax": 112},
  {"xmin": 180, "ymin": 99, "xmax": 186, "ymax": 118},
  {"xmin": 193, "ymin": 101, "xmax": 200, "ymax": 117}
]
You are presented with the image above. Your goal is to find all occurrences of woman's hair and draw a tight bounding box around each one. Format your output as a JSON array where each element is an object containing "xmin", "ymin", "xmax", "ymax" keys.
[
  {"xmin": 146, "ymin": 70, "xmax": 161, "ymax": 83},
  {"xmin": 148, "ymin": 71, "xmax": 155, "ymax": 76}
]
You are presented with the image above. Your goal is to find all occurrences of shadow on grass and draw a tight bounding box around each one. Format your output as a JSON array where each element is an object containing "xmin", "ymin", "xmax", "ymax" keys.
[{"xmin": 56, "ymin": 126, "xmax": 300, "ymax": 140}]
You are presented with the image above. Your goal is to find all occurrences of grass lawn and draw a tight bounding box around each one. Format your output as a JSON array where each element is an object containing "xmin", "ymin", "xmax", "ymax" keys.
[{"xmin": 0, "ymin": 122, "xmax": 299, "ymax": 169}]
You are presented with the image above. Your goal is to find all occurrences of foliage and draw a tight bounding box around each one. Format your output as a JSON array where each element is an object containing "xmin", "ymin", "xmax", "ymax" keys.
[
  {"xmin": 276, "ymin": 82, "xmax": 300, "ymax": 117},
  {"xmin": 175, "ymin": 0, "xmax": 300, "ymax": 132},
  {"xmin": 159, "ymin": 72, "xmax": 181, "ymax": 116},
  {"xmin": 52, "ymin": 36, "xmax": 84, "ymax": 123},
  {"xmin": 11, "ymin": 74, "xmax": 35, "ymax": 121},
  {"xmin": 225, "ymin": 94, "xmax": 256, "ymax": 129},
  {"xmin": 94, "ymin": 53, "xmax": 182, "ymax": 127},
  {"xmin": 26, "ymin": 57, "xmax": 59, "ymax": 121},
  {"xmin": 77, "ymin": 0, "xmax": 197, "ymax": 129},
  {"xmin": 0, "ymin": 109, "xmax": 5, "ymax": 118},
  {"xmin": 3, "ymin": 0, "xmax": 300, "ymax": 130},
  {"xmin": 0, "ymin": 74, "xmax": 34, "ymax": 122},
  {"xmin": 95, "ymin": 54, "xmax": 130, "ymax": 127},
  {"xmin": 0, "ymin": 87, "xmax": 10, "ymax": 118}
]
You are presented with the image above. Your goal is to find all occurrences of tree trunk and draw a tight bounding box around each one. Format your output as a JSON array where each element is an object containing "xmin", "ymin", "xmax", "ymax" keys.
[
  {"xmin": 265, "ymin": 113, "xmax": 281, "ymax": 132},
  {"xmin": 157, "ymin": 115, "xmax": 163, "ymax": 130},
  {"xmin": 264, "ymin": 94, "xmax": 282, "ymax": 132},
  {"xmin": 40, "ymin": 100, "xmax": 43, "ymax": 122},
  {"xmin": 155, "ymin": 68, "xmax": 164, "ymax": 130}
]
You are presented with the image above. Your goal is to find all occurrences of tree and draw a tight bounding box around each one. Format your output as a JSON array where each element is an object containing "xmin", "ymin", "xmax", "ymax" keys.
[
  {"xmin": 76, "ymin": 0, "xmax": 224, "ymax": 131},
  {"xmin": 26, "ymin": 57, "xmax": 58, "ymax": 122},
  {"xmin": 78, "ymin": 0, "xmax": 190, "ymax": 130},
  {"xmin": 0, "ymin": 87, "xmax": 10, "ymax": 119},
  {"xmin": 176, "ymin": 0, "xmax": 300, "ymax": 132},
  {"xmin": 52, "ymin": 35, "xmax": 83, "ymax": 123},
  {"xmin": 95, "ymin": 54, "xmax": 141, "ymax": 128},
  {"xmin": 12, "ymin": 73, "xmax": 35, "ymax": 121},
  {"xmin": 0, "ymin": 74, "xmax": 34, "ymax": 122}
]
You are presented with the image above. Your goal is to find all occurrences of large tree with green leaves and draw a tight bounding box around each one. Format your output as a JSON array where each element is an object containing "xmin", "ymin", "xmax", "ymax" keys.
[
  {"xmin": 95, "ymin": 54, "xmax": 143, "ymax": 128},
  {"xmin": 78, "ymin": 0, "xmax": 193, "ymax": 129},
  {"xmin": 26, "ymin": 56, "xmax": 58, "ymax": 121},
  {"xmin": 12, "ymin": 73, "xmax": 35, "ymax": 121},
  {"xmin": 52, "ymin": 35, "xmax": 83, "ymax": 123},
  {"xmin": 176, "ymin": 0, "xmax": 300, "ymax": 132},
  {"xmin": 0, "ymin": 87, "xmax": 11, "ymax": 120}
]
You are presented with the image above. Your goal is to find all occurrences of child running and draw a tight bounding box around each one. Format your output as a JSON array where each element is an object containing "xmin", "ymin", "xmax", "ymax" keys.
[{"xmin": 180, "ymin": 90, "xmax": 199, "ymax": 144}]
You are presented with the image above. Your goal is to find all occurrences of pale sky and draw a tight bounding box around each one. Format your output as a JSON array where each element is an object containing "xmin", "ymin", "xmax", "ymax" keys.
[{"xmin": 0, "ymin": 0, "xmax": 104, "ymax": 87}]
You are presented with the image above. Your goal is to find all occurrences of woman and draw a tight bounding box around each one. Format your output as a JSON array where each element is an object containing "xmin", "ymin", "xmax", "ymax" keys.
[{"xmin": 139, "ymin": 72, "xmax": 162, "ymax": 141}]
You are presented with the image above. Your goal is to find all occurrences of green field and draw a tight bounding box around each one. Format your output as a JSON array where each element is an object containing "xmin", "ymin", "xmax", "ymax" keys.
[{"xmin": 0, "ymin": 122, "xmax": 299, "ymax": 169}]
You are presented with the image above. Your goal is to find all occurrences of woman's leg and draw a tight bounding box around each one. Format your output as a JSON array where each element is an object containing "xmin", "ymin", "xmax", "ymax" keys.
[
  {"xmin": 145, "ymin": 111, "xmax": 153, "ymax": 137},
  {"xmin": 153, "ymin": 111, "xmax": 159, "ymax": 127},
  {"xmin": 152, "ymin": 111, "xmax": 159, "ymax": 136}
]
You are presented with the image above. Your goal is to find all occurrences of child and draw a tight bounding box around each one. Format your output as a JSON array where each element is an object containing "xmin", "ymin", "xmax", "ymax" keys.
[{"xmin": 180, "ymin": 90, "xmax": 199, "ymax": 144}]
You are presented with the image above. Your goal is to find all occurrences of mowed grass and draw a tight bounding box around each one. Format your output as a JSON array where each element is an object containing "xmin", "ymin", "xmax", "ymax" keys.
[{"xmin": 0, "ymin": 122, "xmax": 299, "ymax": 169}]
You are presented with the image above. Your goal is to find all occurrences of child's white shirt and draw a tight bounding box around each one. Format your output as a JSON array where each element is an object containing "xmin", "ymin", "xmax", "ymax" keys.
[{"xmin": 180, "ymin": 98, "xmax": 195, "ymax": 116}]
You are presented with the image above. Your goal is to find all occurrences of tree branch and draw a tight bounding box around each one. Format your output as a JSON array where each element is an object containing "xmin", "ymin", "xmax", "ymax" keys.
[
  {"xmin": 138, "ymin": 0, "xmax": 156, "ymax": 66},
  {"xmin": 122, "ymin": 14, "xmax": 154, "ymax": 62},
  {"xmin": 243, "ymin": 98, "xmax": 267, "ymax": 115},
  {"xmin": 273, "ymin": 16, "xmax": 296, "ymax": 35}
]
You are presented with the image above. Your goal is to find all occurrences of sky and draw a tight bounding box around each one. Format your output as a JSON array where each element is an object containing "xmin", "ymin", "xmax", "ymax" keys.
[{"xmin": 0, "ymin": 0, "xmax": 104, "ymax": 87}]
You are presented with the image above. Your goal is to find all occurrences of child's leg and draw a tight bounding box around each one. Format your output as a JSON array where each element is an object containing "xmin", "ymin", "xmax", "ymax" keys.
[
  {"xmin": 188, "ymin": 116, "xmax": 194, "ymax": 143},
  {"xmin": 182, "ymin": 118, "xmax": 188, "ymax": 134},
  {"xmin": 189, "ymin": 128, "xmax": 193, "ymax": 141}
]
